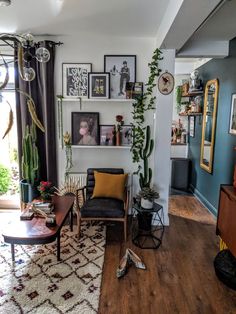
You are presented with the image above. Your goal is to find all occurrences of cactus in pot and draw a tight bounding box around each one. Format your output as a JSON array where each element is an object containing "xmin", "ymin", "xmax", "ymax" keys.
[{"xmin": 20, "ymin": 123, "xmax": 39, "ymax": 203}]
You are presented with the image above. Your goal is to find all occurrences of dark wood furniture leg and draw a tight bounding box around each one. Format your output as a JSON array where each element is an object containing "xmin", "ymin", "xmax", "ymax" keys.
[
  {"xmin": 70, "ymin": 208, "xmax": 73, "ymax": 232},
  {"xmin": 57, "ymin": 233, "xmax": 61, "ymax": 261},
  {"xmin": 11, "ymin": 244, "xmax": 15, "ymax": 262}
]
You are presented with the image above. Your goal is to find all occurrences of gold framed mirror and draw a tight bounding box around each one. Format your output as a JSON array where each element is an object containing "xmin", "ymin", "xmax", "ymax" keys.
[{"xmin": 200, "ymin": 78, "xmax": 219, "ymax": 173}]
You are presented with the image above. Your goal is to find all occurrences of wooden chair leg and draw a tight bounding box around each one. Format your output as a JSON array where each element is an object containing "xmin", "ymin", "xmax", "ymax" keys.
[
  {"xmin": 124, "ymin": 220, "xmax": 127, "ymax": 242},
  {"xmin": 77, "ymin": 213, "xmax": 81, "ymax": 239}
]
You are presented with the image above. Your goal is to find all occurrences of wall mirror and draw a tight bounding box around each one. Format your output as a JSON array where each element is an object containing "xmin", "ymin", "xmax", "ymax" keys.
[{"xmin": 200, "ymin": 78, "xmax": 219, "ymax": 173}]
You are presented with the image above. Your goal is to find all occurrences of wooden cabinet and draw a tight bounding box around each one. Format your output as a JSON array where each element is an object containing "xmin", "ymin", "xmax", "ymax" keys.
[{"xmin": 216, "ymin": 185, "xmax": 236, "ymax": 256}]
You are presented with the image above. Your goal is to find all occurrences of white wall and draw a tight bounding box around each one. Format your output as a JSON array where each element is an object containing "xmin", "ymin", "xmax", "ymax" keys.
[{"xmin": 54, "ymin": 33, "xmax": 155, "ymax": 193}]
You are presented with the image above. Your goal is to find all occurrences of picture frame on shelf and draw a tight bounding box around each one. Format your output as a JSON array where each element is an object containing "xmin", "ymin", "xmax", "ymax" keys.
[
  {"xmin": 126, "ymin": 82, "xmax": 143, "ymax": 99},
  {"xmin": 100, "ymin": 125, "xmax": 115, "ymax": 146},
  {"xmin": 62, "ymin": 63, "xmax": 92, "ymax": 99},
  {"xmin": 104, "ymin": 55, "xmax": 136, "ymax": 99},
  {"xmin": 229, "ymin": 93, "xmax": 236, "ymax": 135},
  {"xmin": 189, "ymin": 116, "xmax": 195, "ymax": 137},
  {"xmin": 71, "ymin": 112, "xmax": 99, "ymax": 146},
  {"xmin": 88, "ymin": 72, "xmax": 110, "ymax": 99},
  {"xmin": 121, "ymin": 125, "xmax": 133, "ymax": 146}
]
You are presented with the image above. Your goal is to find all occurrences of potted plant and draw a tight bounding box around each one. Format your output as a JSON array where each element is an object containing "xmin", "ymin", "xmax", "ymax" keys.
[
  {"xmin": 138, "ymin": 187, "xmax": 159, "ymax": 209},
  {"xmin": 20, "ymin": 123, "xmax": 39, "ymax": 203}
]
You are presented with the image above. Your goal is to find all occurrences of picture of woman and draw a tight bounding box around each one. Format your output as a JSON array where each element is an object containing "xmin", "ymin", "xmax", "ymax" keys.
[{"xmin": 72, "ymin": 112, "xmax": 99, "ymax": 145}]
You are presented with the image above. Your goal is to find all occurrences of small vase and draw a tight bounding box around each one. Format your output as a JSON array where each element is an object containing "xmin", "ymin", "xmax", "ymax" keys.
[{"xmin": 116, "ymin": 131, "xmax": 121, "ymax": 146}]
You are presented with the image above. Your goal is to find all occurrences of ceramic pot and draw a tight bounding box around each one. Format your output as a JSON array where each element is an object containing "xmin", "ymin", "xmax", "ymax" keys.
[
  {"xmin": 116, "ymin": 131, "xmax": 121, "ymax": 146},
  {"xmin": 141, "ymin": 198, "xmax": 153, "ymax": 209},
  {"xmin": 20, "ymin": 179, "xmax": 38, "ymax": 203}
]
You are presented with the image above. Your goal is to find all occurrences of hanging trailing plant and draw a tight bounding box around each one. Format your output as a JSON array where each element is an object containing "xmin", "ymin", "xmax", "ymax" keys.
[
  {"xmin": 176, "ymin": 85, "xmax": 182, "ymax": 113},
  {"xmin": 63, "ymin": 131, "xmax": 73, "ymax": 180},
  {"xmin": 131, "ymin": 48, "xmax": 163, "ymax": 184}
]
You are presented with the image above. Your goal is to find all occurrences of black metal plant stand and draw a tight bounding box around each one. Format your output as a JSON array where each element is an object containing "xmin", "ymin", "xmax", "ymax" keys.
[{"xmin": 132, "ymin": 202, "xmax": 164, "ymax": 249}]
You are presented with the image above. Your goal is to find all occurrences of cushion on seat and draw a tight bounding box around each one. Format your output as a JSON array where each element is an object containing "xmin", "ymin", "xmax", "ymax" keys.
[
  {"xmin": 80, "ymin": 198, "xmax": 125, "ymax": 218},
  {"xmin": 92, "ymin": 171, "xmax": 128, "ymax": 201}
]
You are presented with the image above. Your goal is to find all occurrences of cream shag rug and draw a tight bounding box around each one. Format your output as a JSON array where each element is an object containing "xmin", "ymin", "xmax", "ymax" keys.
[{"xmin": 0, "ymin": 222, "xmax": 106, "ymax": 314}]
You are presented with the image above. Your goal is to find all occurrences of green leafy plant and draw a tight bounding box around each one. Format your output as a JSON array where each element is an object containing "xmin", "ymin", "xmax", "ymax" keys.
[
  {"xmin": 0, "ymin": 164, "xmax": 11, "ymax": 195},
  {"xmin": 131, "ymin": 48, "xmax": 163, "ymax": 188},
  {"xmin": 137, "ymin": 187, "xmax": 159, "ymax": 202},
  {"xmin": 21, "ymin": 123, "xmax": 39, "ymax": 185},
  {"xmin": 176, "ymin": 85, "xmax": 182, "ymax": 113}
]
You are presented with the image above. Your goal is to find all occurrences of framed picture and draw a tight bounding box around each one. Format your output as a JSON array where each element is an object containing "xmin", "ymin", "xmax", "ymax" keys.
[
  {"xmin": 157, "ymin": 71, "xmax": 175, "ymax": 95},
  {"xmin": 71, "ymin": 112, "xmax": 99, "ymax": 146},
  {"xmin": 121, "ymin": 125, "xmax": 133, "ymax": 146},
  {"xmin": 62, "ymin": 63, "xmax": 92, "ymax": 99},
  {"xmin": 229, "ymin": 93, "xmax": 236, "ymax": 135},
  {"xmin": 100, "ymin": 125, "xmax": 115, "ymax": 146},
  {"xmin": 189, "ymin": 116, "xmax": 195, "ymax": 137},
  {"xmin": 88, "ymin": 72, "xmax": 110, "ymax": 99},
  {"xmin": 104, "ymin": 55, "xmax": 136, "ymax": 99},
  {"xmin": 126, "ymin": 82, "xmax": 143, "ymax": 99}
]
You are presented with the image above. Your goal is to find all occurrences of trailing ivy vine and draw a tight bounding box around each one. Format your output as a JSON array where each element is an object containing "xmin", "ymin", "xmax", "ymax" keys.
[{"xmin": 131, "ymin": 48, "xmax": 163, "ymax": 175}]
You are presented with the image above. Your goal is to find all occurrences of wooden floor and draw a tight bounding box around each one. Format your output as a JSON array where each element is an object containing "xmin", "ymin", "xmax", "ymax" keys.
[{"xmin": 99, "ymin": 195, "xmax": 236, "ymax": 314}]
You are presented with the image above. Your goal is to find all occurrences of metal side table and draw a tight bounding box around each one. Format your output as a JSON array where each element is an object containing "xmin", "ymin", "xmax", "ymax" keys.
[{"xmin": 132, "ymin": 202, "xmax": 164, "ymax": 249}]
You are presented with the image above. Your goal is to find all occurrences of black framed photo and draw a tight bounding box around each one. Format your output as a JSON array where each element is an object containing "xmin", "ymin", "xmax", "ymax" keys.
[
  {"xmin": 121, "ymin": 125, "xmax": 133, "ymax": 146},
  {"xmin": 104, "ymin": 55, "xmax": 136, "ymax": 99},
  {"xmin": 71, "ymin": 112, "xmax": 99, "ymax": 145},
  {"xmin": 62, "ymin": 63, "xmax": 92, "ymax": 99},
  {"xmin": 126, "ymin": 82, "xmax": 143, "ymax": 99},
  {"xmin": 229, "ymin": 93, "xmax": 236, "ymax": 135},
  {"xmin": 88, "ymin": 72, "xmax": 110, "ymax": 99},
  {"xmin": 100, "ymin": 125, "xmax": 115, "ymax": 146}
]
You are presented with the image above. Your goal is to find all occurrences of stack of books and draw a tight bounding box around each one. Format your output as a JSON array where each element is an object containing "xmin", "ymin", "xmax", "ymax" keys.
[{"xmin": 33, "ymin": 202, "xmax": 54, "ymax": 214}]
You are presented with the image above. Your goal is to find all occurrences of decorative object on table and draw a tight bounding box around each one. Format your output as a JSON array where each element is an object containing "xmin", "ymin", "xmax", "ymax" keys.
[
  {"xmin": 88, "ymin": 72, "xmax": 110, "ymax": 99},
  {"xmin": 71, "ymin": 112, "xmax": 99, "ymax": 145},
  {"xmin": 37, "ymin": 181, "xmax": 55, "ymax": 201},
  {"xmin": 229, "ymin": 93, "xmax": 236, "ymax": 135},
  {"xmin": 63, "ymin": 132, "xmax": 73, "ymax": 179},
  {"xmin": 20, "ymin": 123, "xmax": 40, "ymax": 204},
  {"xmin": 182, "ymin": 81, "xmax": 189, "ymax": 96},
  {"xmin": 126, "ymin": 82, "xmax": 143, "ymax": 99},
  {"xmin": 116, "ymin": 248, "xmax": 146, "ymax": 279},
  {"xmin": 0, "ymin": 223, "xmax": 106, "ymax": 313},
  {"xmin": 100, "ymin": 125, "xmax": 115, "ymax": 146},
  {"xmin": 115, "ymin": 115, "xmax": 124, "ymax": 146},
  {"xmin": 189, "ymin": 70, "xmax": 203, "ymax": 92},
  {"xmin": 157, "ymin": 70, "xmax": 175, "ymax": 95},
  {"xmin": 121, "ymin": 125, "xmax": 133, "ymax": 146},
  {"xmin": 20, "ymin": 211, "xmax": 34, "ymax": 220},
  {"xmin": 33, "ymin": 201, "xmax": 54, "ymax": 214},
  {"xmin": 104, "ymin": 55, "xmax": 136, "ymax": 99},
  {"xmin": 189, "ymin": 116, "xmax": 195, "ymax": 137},
  {"xmin": 62, "ymin": 63, "xmax": 92, "ymax": 99}
]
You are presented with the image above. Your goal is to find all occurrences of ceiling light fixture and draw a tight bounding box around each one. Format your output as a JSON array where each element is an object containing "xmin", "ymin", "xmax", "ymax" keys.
[{"xmin": 0, "ymin": 0, "xmax": 11, "ymax": 7}]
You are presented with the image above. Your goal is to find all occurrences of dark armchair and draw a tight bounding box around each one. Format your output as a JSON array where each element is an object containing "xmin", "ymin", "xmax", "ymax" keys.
[{"xmin": 76, "ymin": 168, "xmax": 129, "ymax": 241}]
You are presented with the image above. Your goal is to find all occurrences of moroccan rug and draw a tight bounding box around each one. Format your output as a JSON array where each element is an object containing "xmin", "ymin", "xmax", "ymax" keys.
[{"xmin": 0, "ymin": 221, "xmax": 106, "ymax": 314}]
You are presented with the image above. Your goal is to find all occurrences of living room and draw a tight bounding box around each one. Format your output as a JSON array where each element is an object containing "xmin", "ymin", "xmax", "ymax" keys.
[{"xmin": 0, "ymin": 0, "xmax": 236, "ymax": 313}]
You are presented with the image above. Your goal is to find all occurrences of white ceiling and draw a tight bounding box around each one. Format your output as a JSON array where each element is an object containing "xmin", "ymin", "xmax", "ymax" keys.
[{"xmin": 0, "ymin": 0, "xmax": 169, "ymax": 37}]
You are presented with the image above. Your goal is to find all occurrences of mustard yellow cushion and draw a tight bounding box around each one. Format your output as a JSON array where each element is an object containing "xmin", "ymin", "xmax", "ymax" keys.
[{"xmin": 92, "ymin": 171, "xmax": 128, "ymax": 201}]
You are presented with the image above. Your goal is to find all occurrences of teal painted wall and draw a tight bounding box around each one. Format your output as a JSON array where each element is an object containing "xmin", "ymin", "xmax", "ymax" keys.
[{"xmin": 189, "ymin": 38, "xmax": 236, "ymax": 215}]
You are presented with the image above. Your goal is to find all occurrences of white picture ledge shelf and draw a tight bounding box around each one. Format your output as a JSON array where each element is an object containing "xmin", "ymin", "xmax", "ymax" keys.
[
  {"xmin": 71, "ymin": 145, "xmax": 131, "ymax": 149},
  {"xmin": 59, "ymin": 98, "xmax": 134, "ymax": 103}
]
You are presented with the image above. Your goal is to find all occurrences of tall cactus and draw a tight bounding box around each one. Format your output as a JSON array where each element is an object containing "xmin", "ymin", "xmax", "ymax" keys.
[
  {"xmin": 21, "ymin": 123, "xmax": 39, "ymax": 185},
  {"xmin": 139, "ymin": 125, "xmax": 154, "ymax": 189}
]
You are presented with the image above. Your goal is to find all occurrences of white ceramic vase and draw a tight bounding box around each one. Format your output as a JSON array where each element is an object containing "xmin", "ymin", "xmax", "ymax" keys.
[{"xmin": 141, "ymin": 198, "xmax": 153, "ymax": 209}]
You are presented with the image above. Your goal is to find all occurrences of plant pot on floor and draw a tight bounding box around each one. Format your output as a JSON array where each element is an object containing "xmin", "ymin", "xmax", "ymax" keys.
[
  {"xmin": 137, "ymin": 212, "xmax": 153, "ymax": 231},
  {"xmin": 20, "ymin": 179, "xmax": 38, "ymax": 203}
]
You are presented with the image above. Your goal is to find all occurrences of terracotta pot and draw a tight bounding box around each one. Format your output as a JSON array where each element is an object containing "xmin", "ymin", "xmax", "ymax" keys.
[{"xmin": 116, "ymin": 131, "xmax": 121, "ymax": 146}]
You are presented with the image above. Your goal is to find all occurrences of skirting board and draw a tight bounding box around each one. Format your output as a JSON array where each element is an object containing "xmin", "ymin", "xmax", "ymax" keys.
[{"xmin": 190, "ymin": 184, "xmax": 217, "ymax": 217}]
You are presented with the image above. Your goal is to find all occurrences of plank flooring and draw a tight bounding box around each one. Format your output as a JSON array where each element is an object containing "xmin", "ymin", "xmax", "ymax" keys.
[{"xmin": 99, "ymin": 195, "xmax": 236, "ymax": 314}]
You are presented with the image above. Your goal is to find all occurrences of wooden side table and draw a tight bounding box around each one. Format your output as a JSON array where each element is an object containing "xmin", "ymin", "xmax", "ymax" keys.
[{"xmin": 132, "ymin": 202, "xmax": 164, "ymax": 249}]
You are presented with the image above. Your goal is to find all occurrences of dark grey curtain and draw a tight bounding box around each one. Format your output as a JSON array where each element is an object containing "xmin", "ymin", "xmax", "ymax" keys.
[{"xmin": 15, "ymin": 41, "xmax": 57, "ymax": 185}]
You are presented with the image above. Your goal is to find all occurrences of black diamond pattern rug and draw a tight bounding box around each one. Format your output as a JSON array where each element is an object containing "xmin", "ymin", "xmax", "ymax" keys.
[{"xmin": 0, "ymin": 222, "xmax": 106, "ymax": 313}]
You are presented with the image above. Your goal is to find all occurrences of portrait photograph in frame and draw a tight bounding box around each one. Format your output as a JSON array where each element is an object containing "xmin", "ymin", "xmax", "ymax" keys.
[
  {"xmin": 126, "ymin": 82, "xmax": 143, "ymax": 99},
  {"xmin": 121, "ymin": 125, "xmax": 133, "ymax": 146},
  {"xmin": 189, "ymin": 116, "xmax": 195, "ymax": 137},
  {"xmin": 229, "ymin": 93, "xmax": 236, "ymax": 135},
  {"xmin": 62, "ymin": 63, "xmax": 92, "ymax": 99},
  {"xmin": 88, "ymin": 72, "xmax": 110, "ymax": 99},
  {"xmin": 104, "ymin": 55, "xmax": 136, "ymax": 99},
  {"xmin": 100, "ymin": 125, "xmax": 115, "ymax": 146},
  {"xmin": 71, "ymin": 112, "xmax": 99, "ymax": 146}
]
